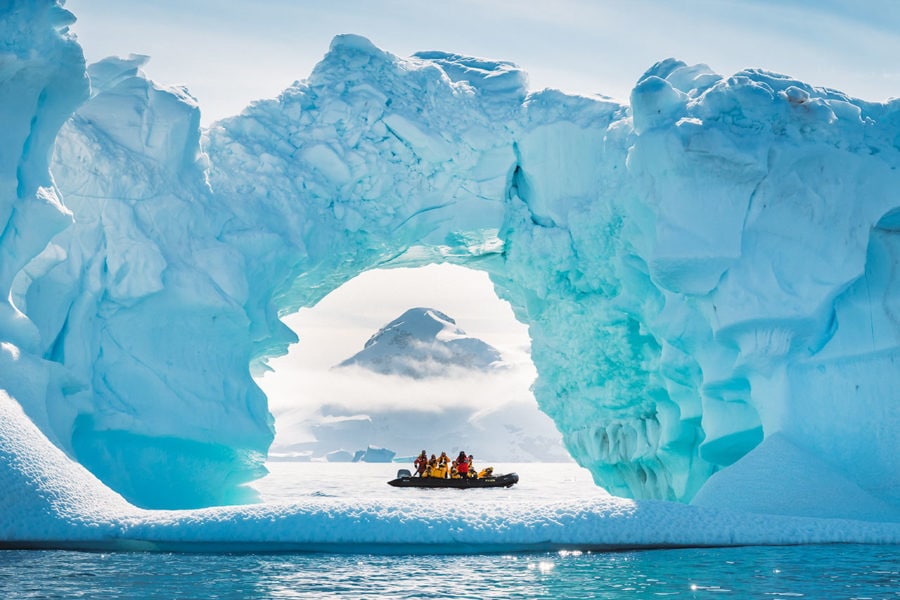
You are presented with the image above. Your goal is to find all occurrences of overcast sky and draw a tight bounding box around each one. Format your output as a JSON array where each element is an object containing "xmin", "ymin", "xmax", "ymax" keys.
[{"xmin": 61, "ymin": 1, "xmax": 900, "ymax": 444}]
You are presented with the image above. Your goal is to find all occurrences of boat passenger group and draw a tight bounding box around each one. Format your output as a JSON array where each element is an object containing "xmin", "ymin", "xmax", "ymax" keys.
[{"xmin": 414, "ymin": 450, "xmax": 494, "ymax": 479}]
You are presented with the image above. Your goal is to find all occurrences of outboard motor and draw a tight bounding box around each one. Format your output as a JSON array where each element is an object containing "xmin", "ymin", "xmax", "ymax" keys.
[{"xmin": 396, "ymin": 468, "xmax": 412, "ymax": 478}]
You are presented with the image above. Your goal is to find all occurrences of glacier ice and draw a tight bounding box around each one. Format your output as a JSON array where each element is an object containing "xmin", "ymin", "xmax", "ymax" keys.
[{"xmin": 0, "ymin": 0, "xmax": 898, "ymax": 521}]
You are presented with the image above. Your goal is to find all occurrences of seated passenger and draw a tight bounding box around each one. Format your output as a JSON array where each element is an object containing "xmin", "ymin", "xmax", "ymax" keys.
[
  {"xmin": 478, "ymin": 467, "xmax": 494, "ymax": 478},
  {"xmin": 430, "ymin": 463, "xmax": 447, "ymax": 478}
]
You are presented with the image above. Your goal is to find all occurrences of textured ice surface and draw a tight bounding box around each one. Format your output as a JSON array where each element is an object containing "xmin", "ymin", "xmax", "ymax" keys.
[{"xmin": 0, "ymin": 2, "xmax": 898, "ymax": 521}]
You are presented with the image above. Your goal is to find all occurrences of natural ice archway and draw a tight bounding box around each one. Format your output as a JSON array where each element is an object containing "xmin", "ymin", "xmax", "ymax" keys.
[
  {"xmin": 257, "ymin": 264, "xmax": 562, "ymax": 463},
  {"xmin": 5, "ymin": 8, "xmax": 899, "ymax": 513}
]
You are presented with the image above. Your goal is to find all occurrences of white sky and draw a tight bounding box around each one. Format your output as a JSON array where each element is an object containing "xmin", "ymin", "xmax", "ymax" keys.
[{"xmin": 61, "ymin": 0, "xmax": 900, "ymax": 441}]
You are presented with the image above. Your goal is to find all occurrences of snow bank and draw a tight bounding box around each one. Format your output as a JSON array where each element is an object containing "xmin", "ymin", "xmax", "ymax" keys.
[
  {"xmin": 1, "ymin": 390, "xmax": 898, "ymax": 551},
  {"xmin": 692, "ymin": 434, "xmax": 900, "ymax": 522}
]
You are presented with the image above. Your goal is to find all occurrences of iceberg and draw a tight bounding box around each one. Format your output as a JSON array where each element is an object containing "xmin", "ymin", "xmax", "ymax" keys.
[
  {"xmin": 325, "ymin": 449, "xmax": 354, "ymax": 463},
  {"xmin": 0, "ymin": 0, "xmax": 897, "ymax": 534},
  {"xmin": 356, "ymin": 445, "xmax": 396, "ymax": 463}
]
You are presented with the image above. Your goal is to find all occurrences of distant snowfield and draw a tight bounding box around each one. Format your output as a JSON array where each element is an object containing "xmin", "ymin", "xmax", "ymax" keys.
[{"xmin": 1, "ymin": 392, "xmax": 897, "ymax": 552}]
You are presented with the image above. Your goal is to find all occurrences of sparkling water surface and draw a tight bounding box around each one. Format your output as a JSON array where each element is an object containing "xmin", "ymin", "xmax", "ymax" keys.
[
  {"xmin": 1, "ymin": 544, "xmax": 896, "ymax": 599},
  {"xmin": 1, "ymin": 463, "xmax": 896, "ymax": 598}
]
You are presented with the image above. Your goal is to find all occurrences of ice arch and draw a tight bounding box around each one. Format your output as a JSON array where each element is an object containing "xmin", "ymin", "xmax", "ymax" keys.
[{"xmin": 4, "ymin": 6, "xmax": 899, "ymax": 512}]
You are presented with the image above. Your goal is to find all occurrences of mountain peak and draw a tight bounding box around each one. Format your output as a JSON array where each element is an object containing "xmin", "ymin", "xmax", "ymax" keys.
[{"xmin": 338, "ymin": 307, "xmax": 503, "ymax": 378}]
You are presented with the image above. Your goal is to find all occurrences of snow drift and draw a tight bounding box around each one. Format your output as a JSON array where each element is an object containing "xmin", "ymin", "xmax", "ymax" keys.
[{"xmin": 0, "ymin": 0, "xmax": 897, "ymax": 525}]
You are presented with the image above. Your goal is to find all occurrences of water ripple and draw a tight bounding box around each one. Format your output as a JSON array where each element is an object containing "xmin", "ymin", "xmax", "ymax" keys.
[{"xmin": 1, "ymin": 544, "xmax": 897, "ymax": 599}]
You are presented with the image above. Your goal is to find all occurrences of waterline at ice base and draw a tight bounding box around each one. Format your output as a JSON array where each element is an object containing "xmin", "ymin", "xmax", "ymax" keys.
[{"xmin": 0, "ymin": 0, "xmax": 897, "ymax": 550}]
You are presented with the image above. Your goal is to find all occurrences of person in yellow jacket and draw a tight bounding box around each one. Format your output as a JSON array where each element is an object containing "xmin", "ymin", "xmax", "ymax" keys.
[
  {"xmin": 478, "ymin": 466, "xmax": 494, "ymax": 478},
  {"xmin": 467, "ymin": 454, "xmax": 477, "ymax": 479},
  {"xmin": 430, "ymin": 461, "xmax": 447, "ymax": 478}
]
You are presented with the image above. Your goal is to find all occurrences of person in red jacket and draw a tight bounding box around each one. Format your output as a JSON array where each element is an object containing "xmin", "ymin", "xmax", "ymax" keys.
[
  {"xmin": 413, "ymin": 450, "xmax": 428, "ymax": 477},
  {"xmin": 456, "ymin": 451, "xmax": 470, "ymax": 478}
]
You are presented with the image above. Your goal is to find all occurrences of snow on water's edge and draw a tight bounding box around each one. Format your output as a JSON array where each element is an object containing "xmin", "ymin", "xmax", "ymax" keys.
[
  {"xmin": 2, "ymin": 377, "xmax": 899, "ymax": 553},
  {"xmin": 94, "ymin": 499, "xmax": 900, "ymax": 550},
  {"xmin": 2, "ymin": 495, "xmax": 899, "ymax": 553}
]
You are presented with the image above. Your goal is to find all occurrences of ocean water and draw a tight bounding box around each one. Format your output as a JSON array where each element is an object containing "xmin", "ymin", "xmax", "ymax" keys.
[
  {"xmin": 1, "ymin": 543, "xmax": 897, "ymax": 598},
  {"xmin": 1, "ymin": 462, "xmax": 897, "ymax": 599}
]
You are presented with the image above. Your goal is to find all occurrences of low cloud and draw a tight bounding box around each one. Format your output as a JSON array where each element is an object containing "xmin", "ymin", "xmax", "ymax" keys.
[{"xmin": 267, "ymin": 360, "xmax": 537, "ymax": 426}]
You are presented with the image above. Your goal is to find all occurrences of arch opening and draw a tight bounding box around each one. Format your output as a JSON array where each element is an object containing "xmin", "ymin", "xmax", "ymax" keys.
[{"xmin": 257, "ymin": 264, "xmax": 570, "ymax": 465}]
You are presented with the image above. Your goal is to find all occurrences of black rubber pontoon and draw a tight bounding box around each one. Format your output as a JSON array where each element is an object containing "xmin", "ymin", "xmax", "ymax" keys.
[{"xmin": 387, "ymin": 471, "xmax": 519, "ymax": 488}]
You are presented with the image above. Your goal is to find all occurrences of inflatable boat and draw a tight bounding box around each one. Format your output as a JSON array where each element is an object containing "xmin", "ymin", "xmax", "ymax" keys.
[{"xmin": 387, "ymin": 469, "xmax": 519, "ymax": 488}]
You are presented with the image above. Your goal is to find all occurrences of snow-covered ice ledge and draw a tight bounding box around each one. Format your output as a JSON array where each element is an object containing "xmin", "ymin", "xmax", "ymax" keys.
[
  {"xmin": 2, "ymin": 391, "xmax": 898, "ymax": 551},
  {"xmin": 0, "ymin": 0, "xmax": 898, "ymax": 528}
]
